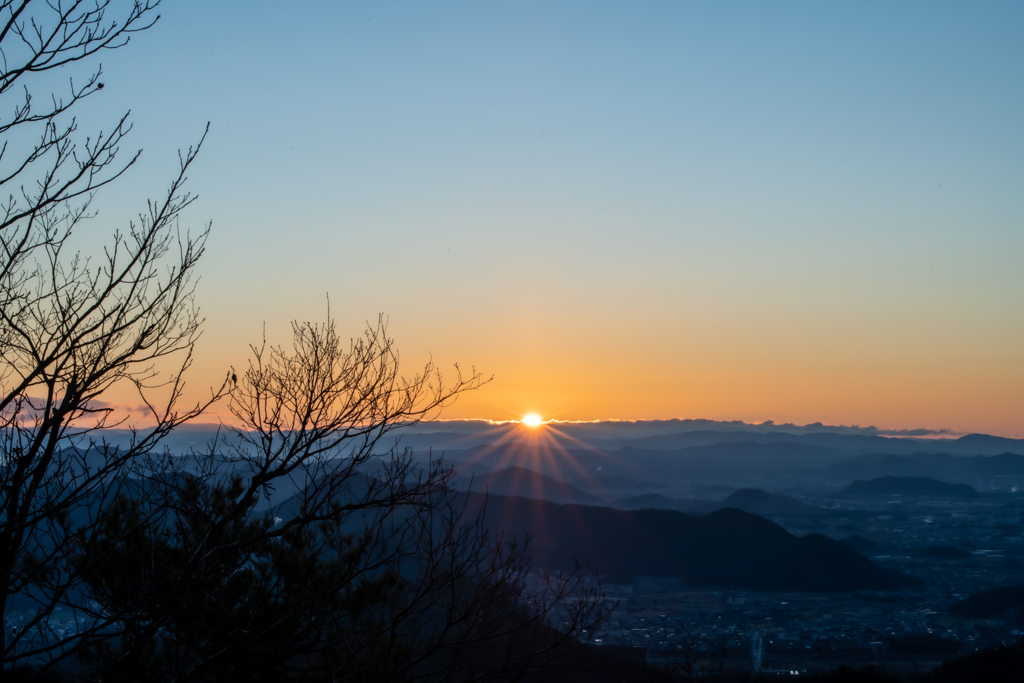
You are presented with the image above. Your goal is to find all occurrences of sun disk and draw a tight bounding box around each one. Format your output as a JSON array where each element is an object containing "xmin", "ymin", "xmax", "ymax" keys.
[{"xmin": 522, "ymin": 413, "xmax": 543, "ymax": 427}]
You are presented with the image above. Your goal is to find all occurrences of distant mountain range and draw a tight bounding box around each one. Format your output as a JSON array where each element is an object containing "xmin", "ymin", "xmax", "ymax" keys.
[
  {"xmin": 436, "ymin": 440, "xmax": 1024, "ymax": 494},
  {"xmin": 103, "ymin": 422, "xmax": 1024, "ymax": 465},
  {"xmin": 394, "ymin": 422, "xmax": 1024, "ymax": 456},
  {"xmin": 84, "ymin": 424, "xmax": 1024, "ymax": 499}
]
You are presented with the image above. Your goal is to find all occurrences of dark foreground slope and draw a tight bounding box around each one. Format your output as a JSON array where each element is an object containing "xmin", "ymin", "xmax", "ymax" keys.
[{"xmin": 474, "ymin": 494, "xmax": 917, "ymax": 591}]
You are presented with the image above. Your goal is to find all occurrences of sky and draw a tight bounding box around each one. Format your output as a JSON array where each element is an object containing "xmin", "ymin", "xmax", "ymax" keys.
[{"xmin": 67, "ymin": 1, "xmax": 1024, "ymax": 436}]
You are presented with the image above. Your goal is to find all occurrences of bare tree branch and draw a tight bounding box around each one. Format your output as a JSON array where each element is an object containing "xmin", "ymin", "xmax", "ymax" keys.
[{"xmin": 0, "ymin": 1, "xmax": 228, "ymax": 674}]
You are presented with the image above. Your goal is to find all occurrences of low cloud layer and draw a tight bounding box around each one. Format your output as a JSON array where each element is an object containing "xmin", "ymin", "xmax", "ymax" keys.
[{"xmin": 423, "ymin": 417, "xmax": 961, "ymax": 439}]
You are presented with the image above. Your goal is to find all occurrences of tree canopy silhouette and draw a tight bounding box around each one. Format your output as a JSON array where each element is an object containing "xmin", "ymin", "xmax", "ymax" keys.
[{"xmin": 0, "ymin": 3, "xmax": 604, "ymax": 680}]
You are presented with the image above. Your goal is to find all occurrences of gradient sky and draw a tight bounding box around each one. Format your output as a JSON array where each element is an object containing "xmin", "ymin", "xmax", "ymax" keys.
[{"xmin": 74, "ymin": 1, "xmax": 1024, "ymax": 436}]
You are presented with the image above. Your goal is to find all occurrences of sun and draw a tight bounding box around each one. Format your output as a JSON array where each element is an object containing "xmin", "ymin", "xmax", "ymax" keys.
[{"xmin": 521, "ymin": 412, "xmax": 543, "ymax": 427}]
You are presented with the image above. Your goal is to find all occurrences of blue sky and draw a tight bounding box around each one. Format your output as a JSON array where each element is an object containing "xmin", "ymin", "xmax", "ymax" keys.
[{"xmin": 76, "ymin": 1, "xmax": 1024, "ymax": 434}]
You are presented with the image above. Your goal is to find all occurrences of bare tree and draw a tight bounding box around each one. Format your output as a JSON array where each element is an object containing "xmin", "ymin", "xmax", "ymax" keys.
[
  {"xmin": 72, "ymin": 315, "xmax": 606, "ymax": 682},
  {"xmin": 0, "ymin": 0, "xmax": 228, "ymax": 672},
  {"xmin": 0, "ymin": 3, "xmax": 607, "ymax": 679}
]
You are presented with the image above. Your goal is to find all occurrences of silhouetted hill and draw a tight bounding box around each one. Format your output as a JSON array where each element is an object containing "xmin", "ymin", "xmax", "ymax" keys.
[
  {"xmin": 719, "ymin": 488, "xmax": 824, "ymax": 516},
  {"xmin": 472, "ymin": 494, "xmax": 917, "ymax": 591},
  {"xmin": 949, "ymin": 585, "xmax": 1024, "ymax": 619},
  {"xmin": 843, "ymin": 477, "xmax": 979, "ymax": 498}
]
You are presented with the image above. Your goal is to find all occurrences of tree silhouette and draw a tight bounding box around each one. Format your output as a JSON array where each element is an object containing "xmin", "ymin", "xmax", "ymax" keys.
[
  {"xmin": 0, "ymin": 3, "xmax": 606, "ymax": 680},
  {"xmin": 0, "ymin": 0, "xmax": 228, "ymax": 672},
  {"xmin": 73, "ymin": 316, "xmax": 605, "ymax": 681}
]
